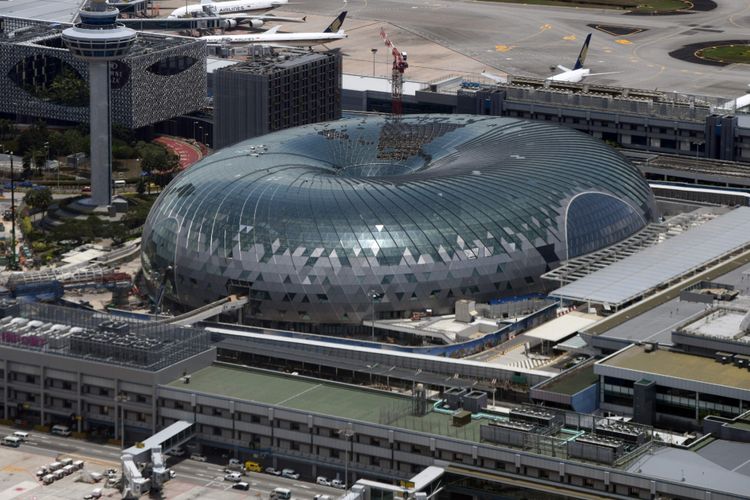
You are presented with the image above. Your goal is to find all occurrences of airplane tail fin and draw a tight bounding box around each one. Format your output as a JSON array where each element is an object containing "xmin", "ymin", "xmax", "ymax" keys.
[
  {"xmin": 323, "ymin": 11, "xmax": 347, "ymax": 33},
  {"xmin": 573, "ymin": 33, "xmax": 591, "ymax": 70}
]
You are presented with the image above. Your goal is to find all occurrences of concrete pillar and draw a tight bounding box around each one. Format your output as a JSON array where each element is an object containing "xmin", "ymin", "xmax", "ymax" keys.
[{"xmin": 88, "ymin": 60, "xmax": 113, "ymax": 207}]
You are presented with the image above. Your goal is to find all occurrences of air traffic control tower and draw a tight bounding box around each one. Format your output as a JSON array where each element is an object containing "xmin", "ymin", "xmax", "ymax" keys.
[{"xmin": 62, "ymin": 0, "xmax": 136, "ymax": 207}]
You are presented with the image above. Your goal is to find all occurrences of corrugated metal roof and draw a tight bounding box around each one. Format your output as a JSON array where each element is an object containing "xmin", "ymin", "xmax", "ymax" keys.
[{"xmin": 551, "ymin": 207, "xmax": 750, "ymax": 307}]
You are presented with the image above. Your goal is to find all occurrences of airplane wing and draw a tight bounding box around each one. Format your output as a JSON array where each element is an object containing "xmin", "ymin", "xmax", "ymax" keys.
[
  {"xmin": 556, "ymin": 65, "xmax": 571, "ymax": 72},
  {"xmin": 586, "ymin": 71, "xmax": 621, "ymax": 77},
  {"xmin": 265, "ymin": 25, "xmax": 281, "ymax": 34}
]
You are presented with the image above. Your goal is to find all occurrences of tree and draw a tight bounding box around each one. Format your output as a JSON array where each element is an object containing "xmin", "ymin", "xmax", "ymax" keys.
[
  {"xmin": 136, "ymin": 178, "xmax": 145, "ymax": 196},
  {"xmin": 24, "ymin": 188, "xmax": 53, "ymax": 215}
]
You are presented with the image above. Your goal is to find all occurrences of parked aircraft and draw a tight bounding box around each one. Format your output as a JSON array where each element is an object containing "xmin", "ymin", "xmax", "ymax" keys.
[
  {"xmin": 547, "ymin": 34, "xmax": 618, "ymax": 83},
  {"xmin": 168, "ymin": 0, "xmax": 288, "ymax": 18},
  {"xmin": 200, "ymin": 11, "xmax": 348, "ymax": 47}
]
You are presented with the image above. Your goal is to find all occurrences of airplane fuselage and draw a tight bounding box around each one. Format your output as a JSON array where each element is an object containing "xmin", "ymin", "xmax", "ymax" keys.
[
  {"xmin": 168, "ymin": 0, "xmax": 286, "ymax": 18},
  {"xmin": 547, "ymin": 68, "xmax": 590, "ymax": 83},
  {"xmin": 202, "ymin": 32, "xmax": 347, "ymax": 46}
]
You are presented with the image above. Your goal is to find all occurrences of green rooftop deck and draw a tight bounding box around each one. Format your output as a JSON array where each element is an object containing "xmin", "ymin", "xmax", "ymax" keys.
[
  {"xmin": 169, "ymin": 364, "xmax": 484, "ymax": 441},
  {"xmin": 602, "ymin": 346, "xmax": 750, "ymax": 390},
  {"xmin": 539, "ymin": 364, "xmax": 598, "ymax": 395}
]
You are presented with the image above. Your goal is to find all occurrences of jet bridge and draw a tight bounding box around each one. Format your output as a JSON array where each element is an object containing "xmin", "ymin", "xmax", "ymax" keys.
[{"xmin": 121, "ymin": 421, "xmax": 194, "ymax": 498}]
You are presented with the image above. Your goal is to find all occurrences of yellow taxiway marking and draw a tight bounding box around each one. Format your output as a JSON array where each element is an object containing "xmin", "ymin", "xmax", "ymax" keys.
[
  {"xmin": 563, "ymin": 34, "xmax": 577, "ymax": 41},
  {"xmin": 616, "ymin": 39, "xmax": 632, "ymax": 45},
  {"xmin": 495, "ymin": 44, "xmax": 514, "ymax": 52}
]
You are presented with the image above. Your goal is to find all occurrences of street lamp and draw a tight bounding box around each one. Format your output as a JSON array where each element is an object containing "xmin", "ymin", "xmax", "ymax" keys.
[
  {"xmin": 338, "ymin": 428, "xmax": 354, "ymax": 490},
  {"xmin": 370, "ymin": 48, "xmax": 377, "ymax": 76},
  {"xmin": 368, "ymin": 289, "xmax": 382, "ymax": 341}
]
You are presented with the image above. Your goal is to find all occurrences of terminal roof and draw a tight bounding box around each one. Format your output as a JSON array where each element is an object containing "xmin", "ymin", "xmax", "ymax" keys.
[{"xmin": 551, "ymin": 207, "xmax": 750, "ymax": 308}]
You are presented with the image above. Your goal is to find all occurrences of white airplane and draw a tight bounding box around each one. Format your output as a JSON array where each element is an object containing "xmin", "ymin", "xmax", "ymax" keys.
[
  {"xmin": 168, "ymin": 0, "xmax": 287, "ymax": 18},
  {"xmin": 547, "ymin": 34, "xmax": 618, "ymax": 83},
  {"xmin": 201, "ymin": 11, "xmax": 348, "ymax": 47}
]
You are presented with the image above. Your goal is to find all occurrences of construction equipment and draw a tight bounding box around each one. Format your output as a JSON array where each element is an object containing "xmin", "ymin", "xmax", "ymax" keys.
[{"xmin": 380, "ymin": 27, "xmax": 408, "ymax": 116}]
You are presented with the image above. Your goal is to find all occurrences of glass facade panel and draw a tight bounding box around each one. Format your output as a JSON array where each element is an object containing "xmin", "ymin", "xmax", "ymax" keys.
[{"xmin": 142, "ymin": 115, "xmax": 656, "ymax": 327}]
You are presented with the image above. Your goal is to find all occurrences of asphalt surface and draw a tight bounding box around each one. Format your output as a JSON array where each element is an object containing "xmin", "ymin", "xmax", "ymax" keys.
[
  {"xmin": 0, "ymin": 424, "xmax": 341, "ymax": 499},
  {"xmin": 272, "ymin": 0, "xmax": 750, "ymax": 98},
  {"xmin": 3, "ymin": 0, "xmax": 750, "ymax": 97}
]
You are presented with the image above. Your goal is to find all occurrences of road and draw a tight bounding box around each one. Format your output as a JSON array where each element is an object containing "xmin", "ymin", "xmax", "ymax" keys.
[{"xmin": 0, "ymin": 424, "xmax": 341, "ymax": 499}]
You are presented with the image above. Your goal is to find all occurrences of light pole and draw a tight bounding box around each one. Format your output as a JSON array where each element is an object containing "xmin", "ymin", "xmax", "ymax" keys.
[
  {"xmin": 338, "ymin": 428, "xmax": 354, "ymax": 489},
  {"xmin": 371, "ymin": 48, "xmax": 377, "ymax": 76},
  {"xmin": 368, "ymin": 289, "xmax": 381, "ymax": 341}
]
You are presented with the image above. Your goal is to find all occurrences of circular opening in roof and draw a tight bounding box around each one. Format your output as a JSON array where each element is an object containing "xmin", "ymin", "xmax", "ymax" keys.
[{"xmin": 334, "ymin": 162, "xmax": 422, "ymax": 178}]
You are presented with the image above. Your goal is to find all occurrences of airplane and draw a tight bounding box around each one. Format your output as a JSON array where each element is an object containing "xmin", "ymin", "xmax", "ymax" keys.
[
  {"xmin": 200, "ymin": 11, "xmax": 348, "ymax": 47},
  {"xmin": 168, "ymin": 0, "xmax": 288, "ymax": 19},
  {"xmin": 168, "ymin": 0, "xmax": 305, "ymax": 31},
  {"xmin": 546, "ymin": 34, "xmax": 619, "ymax": 83}
]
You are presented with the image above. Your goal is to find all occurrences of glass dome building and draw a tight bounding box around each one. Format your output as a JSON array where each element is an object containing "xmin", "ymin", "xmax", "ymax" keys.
[{"xmin": 142, "ymin": 115, "xmax": 656, "ymax": 328}]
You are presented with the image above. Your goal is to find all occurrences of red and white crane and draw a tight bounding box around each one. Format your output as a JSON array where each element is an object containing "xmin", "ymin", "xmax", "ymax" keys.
[{"xmin": 379, "ymin": 27, "xmax": 408, "ymax": 116}]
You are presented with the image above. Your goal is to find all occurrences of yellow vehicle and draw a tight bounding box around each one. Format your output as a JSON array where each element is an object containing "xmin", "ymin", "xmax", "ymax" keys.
[{"xmin": 244, "ymin": 461, "xmax": 262, "ymax": 473}]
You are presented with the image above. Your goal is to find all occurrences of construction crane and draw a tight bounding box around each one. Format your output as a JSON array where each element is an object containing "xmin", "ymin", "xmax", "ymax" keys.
[{"xmin": 380, "ymin": 27, "xmax": 408, "ymax": 116}]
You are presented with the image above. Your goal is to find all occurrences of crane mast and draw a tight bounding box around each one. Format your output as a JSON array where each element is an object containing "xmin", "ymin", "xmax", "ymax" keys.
[{"xmin": 380, "ymin": 27, "xmax": 408, "ymax": 116}]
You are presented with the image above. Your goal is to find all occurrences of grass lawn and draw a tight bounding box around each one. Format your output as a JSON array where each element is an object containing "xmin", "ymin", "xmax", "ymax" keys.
[{"xmin": 698, "ymin": 45, "xmax": 750, "ymax": 64}]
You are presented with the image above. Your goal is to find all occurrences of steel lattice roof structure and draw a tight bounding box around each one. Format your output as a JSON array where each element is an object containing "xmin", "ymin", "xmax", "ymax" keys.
[
  {"xmin": 551, "ymin": 207, "xmax": 750, "ymax": 309},
  {"xmin": 142, "ymin": 114, "xmax": 655, "ymax": 327}
]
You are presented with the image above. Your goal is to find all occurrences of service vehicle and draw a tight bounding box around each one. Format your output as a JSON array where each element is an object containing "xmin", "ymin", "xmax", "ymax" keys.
[
  {"xmin": 265, "ymin": 467, "xmax": 281, "ymax": 476},
  {"xmin": 48, "ymin": 462, "xmax": 63, "ymax": 471},
  {"xmin": 271, "ymin": 487, "xmax": 292, "ymax": 500},
  {"xmin": 224, "ymin": 471, "xmax": 242, "ymax": 482},
  {"xmin": 42, "ymin": 474, "xmax": 55, "ymax": 485},
  {"xmin": 316, "ymin": 476, "xmax": 331, "ymax": 486},
  {"xmin": 51, "ymin": 425, "xmax": 71, "ymax": 436},
  {"xmin": 281, "ymin": 468, "xmax": 299, "ymax": 480},
  {"xmin": 1, "ymin": 435, "xmax": 21, "ymax": 447},
  {"xmin": 331, "ymin": 479, "xmax": 345, "ymax": 489},
  {"xmin": 232, "ymin": 481, "xmax": 250, "ymax": 490},
  {"xmin": 245, "ymin": 461, "xmax": 262, "ymax": 472},
  {"xmin": 13, "ymin": 431, "xmax": 29, "ymax": 441}
]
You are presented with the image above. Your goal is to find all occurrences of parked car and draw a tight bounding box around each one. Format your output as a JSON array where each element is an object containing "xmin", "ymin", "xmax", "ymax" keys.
[
  {"xmin": 281, "ymin": 469, "xmax": 299, "ymax": 480},
  {"xmin": 189, "ymin": 454, "xmax": 207, "ymax": 462},
  {"xmin": 316, "ymin": 476, "xmax": 331, "ymax": 486},
  {"xmin": 232, "ymin": 481, "xmax": 250, "ymax": 490},
  {"xmin": 265, "ymin": 467, "xmax": 282, "ymax": 476},
  {"xmin": 166, "ymin": 447, "xmax": 187, "ymax": 457},
  {"xmin": 224, "ymin": 472, "xmax": 242, "ymax": 482},
  {"xmin": 331, "ymin": 479, "xmax": 345, "ymax": 489},
  {"xmin": 228, "ymin": 458, "xmax": 242, "ymax": 466}
]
